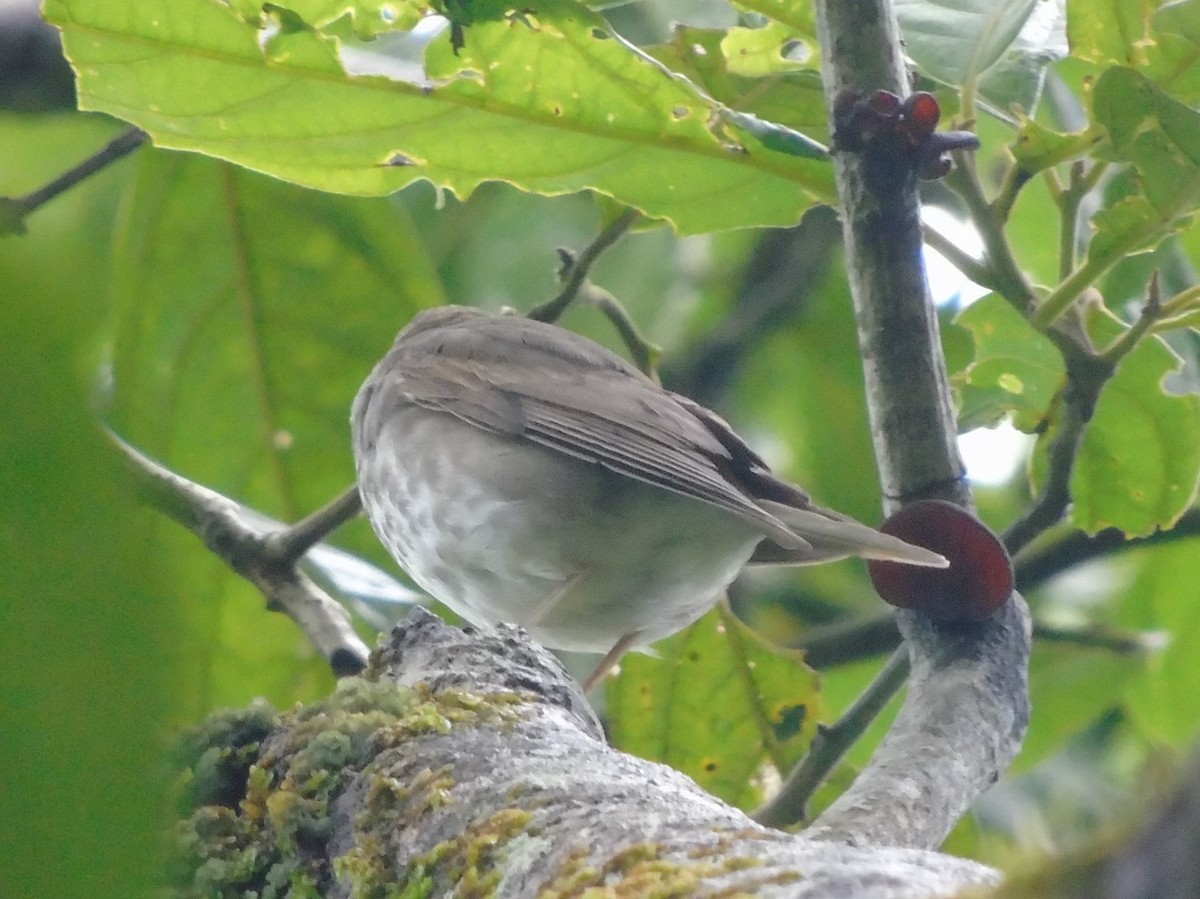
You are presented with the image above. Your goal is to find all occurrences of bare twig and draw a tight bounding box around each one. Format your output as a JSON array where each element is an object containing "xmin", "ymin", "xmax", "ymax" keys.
[
  {"xmin": 1014, "ymin": 507, "xmax": 1200, "ymax": 588},
  {"xmin": 582, "ymin": 282, "xmax": 662, "ymax": 378},
  {"xmin": 262, "ymin": 484, "xmax": 362, "ymax": 566},
  {"xmin": 1, "ymin": 127, "xmax": 147, "ymax": 235},
  {"xmin": 525, "ymin": 208, "xmax": 640, "ymax": 323},
  {"xmin": 795, "ymin": 613, "xmax": 1162, "ymax": 670},
  {"xmin": 111, "ymin": 435, "xmax": 369, "ymax": 675},
  {"xmin": 755, "ymin": 648, "xmax": 910, "ymax": 829},
  {"xmin": 944, "ymin": 154, "xmax": 1040, "ymax": 318},
  {"xmin": 923, "ymin": 222, "xmax": 999, "ymax": 292}
]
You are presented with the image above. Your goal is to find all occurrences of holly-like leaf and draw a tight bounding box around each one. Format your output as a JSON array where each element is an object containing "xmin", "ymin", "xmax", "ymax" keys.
[
  {"xmin": 953, "ymin": 294, "xmax": 1065, "ymax": 433},
  {"xmin": 1083, "ymin": 67, "xmax": 1200, "ymax": 274},
  {"xmin": 1010, "ymin": 116, "xmax": 1104, "ymax": 177},
  {"xmin": 45, "ymin": 0, "xmax": 834, "ymax": 235},
  {"xmin": 607, "ymin": 605, "xmax": 822, "ymax": 810}
]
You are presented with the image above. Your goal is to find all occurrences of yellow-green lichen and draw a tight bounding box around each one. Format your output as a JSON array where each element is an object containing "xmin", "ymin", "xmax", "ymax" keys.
[
  {"xmin": 168, "ymin": 674, "xmax": 533, "ymax": 898},
  {"xmin": 345, "ymin": 806, "xmax": 537, "ymax": 899},
  {"xmin": 537, "ymin": 839, "xmax": 769, "ymax": 899}
]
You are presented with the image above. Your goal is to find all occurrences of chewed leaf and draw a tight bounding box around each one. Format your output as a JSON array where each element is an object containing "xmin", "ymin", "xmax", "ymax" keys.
[
  {"xmin": 954, "ymin": 295, "xmax": 1064, "ymax": 432},
  {"xmin": 45, "ymin": 0, "xmax": 833, "ymax": 234},
  {"xmin": 607, "ymin": 605, "xmax": 822, "ymax": 810}
]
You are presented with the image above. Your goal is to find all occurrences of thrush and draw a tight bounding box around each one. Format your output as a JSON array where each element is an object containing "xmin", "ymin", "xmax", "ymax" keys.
[{"xmin": 351, "ymin": 306, "xmax": 947, "ymax": 688}]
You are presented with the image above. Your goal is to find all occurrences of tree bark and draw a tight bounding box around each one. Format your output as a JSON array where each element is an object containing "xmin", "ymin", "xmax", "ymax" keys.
[{"xmin": 173, "ymin": 610, "xmax": 1004, "ymax": 898}]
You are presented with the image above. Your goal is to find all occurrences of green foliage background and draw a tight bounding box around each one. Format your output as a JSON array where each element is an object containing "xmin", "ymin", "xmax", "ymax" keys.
[{"xmin": 6, "ymin": 0, "xmax": 1200, "ymax": 892}]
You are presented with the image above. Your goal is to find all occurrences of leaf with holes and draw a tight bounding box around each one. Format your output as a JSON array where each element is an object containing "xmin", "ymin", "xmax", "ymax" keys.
[
  {"xmin": 953, "ymin": 294, "xmax": 1065, "ymax": 433},
  {"xmin": 607, "ymin": 605, "xmax": 822, "ymax": 810},
  {"xmin": 1087, "ymin": 67, "xmax": 1200, "ymax": 265},
  {"xmin": 45, "ymin": 0, "xmax": 834, "ymax": 234}
]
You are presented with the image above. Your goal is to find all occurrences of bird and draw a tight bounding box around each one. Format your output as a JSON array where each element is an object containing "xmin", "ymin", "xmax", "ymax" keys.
[{"xmin": 351, "ymin": 305, "xmax": 948, "ymax": 689}]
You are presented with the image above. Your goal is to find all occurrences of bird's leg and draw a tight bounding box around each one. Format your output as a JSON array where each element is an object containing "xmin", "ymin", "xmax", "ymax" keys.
[
  {"xmin": 582, "ymin": 631, "xmax": 640, "ymax": 692},
  {"xmin": 522, "ymin": 570, "xmax": 587, "ymax": 628}
]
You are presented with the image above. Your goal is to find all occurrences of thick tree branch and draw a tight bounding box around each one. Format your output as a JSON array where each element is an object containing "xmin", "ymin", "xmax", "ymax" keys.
[
  {"xmin": 803, "ymin": 0, "xmax": 1031, "ymax": 848},
  {"xmin": 172, "ymin": 610, "xmax": 1003, "ymax": 898},
  {"xmin": 112, "ymin": 436, "xmax": 369, "ymax": 675}
]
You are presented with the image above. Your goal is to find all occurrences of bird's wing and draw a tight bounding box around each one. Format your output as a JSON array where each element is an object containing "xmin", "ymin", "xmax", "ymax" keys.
[{"xmin": 364, "ymin": 323, "xmax": 809, "ymax": 550}]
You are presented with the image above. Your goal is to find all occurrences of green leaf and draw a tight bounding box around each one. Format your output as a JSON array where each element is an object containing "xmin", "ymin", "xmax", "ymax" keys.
[
  {"xmin": 1068, "ymin": 308, "xmax": 1200, "ymax": 535},
  {"xmin": 1066, "ymin": 0, "xmax": 1152, "ymax": 65},
  {"xmin": 106, "ymin": 150, "xmax": 439, "ymax": 707},
  {"xmin": 1069, "ymin": 0, "xmax": 1200, "ymax": 100},
  {"xmin": 896, "ymin": 0, "xmax": 1064, "ymax": 111},
  {"xmin": 721, "ymin": 20, "xmax": 811, "ymax": 77},
  {"xmin": 1011, "ymin": 641, "xmax": 1143, "ymax": 773},
  {"xmin": 953, "ymin": 294, "xmax": 1065, "ymax": 433},
  {"xmin": 1068, "ymin": 68, "xmax": 1200, "ymax": 277},
  {"xmin": 646, "ymin": 26, "xmax": 828, "ymax": 142},
  {"xmin": 0, "ymin": 116, "xmax": 182, "ymax": 899},
  {"xmin": 731, "ymin": 0, "xmax": 816, "ymax": 35},
  {"xmin": 607, "ymin": 605, "xmax": 822, "ymax": 810},
  {"xmin": 1010, "ymin": 116, "xmax": 1103, "ymax": 176},
  {"xmin": 1118, "ymin": 542, "xmax": 1200, "ymax": 748},
  {"xmin": 46, "ymin": 0, "xmax": 834, "ymax": 234},
  {"xmin": 1143, "ymin": 0, "xmax": 1200, "ymax": 100},
  {"xmin": 1094, "ymin": 66, "xmax": 1200, "ymax": 211},
  {"xmin": 975, "ymin": 0, "xmax": 1068, "ymax": 114}
]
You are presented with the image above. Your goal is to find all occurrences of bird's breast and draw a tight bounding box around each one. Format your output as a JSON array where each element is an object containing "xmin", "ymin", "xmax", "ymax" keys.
[{"xmin": 354, "ymin": 404, "xmax": 761, "ymax": 652}]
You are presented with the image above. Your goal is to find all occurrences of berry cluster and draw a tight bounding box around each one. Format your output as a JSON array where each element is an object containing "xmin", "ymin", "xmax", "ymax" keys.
[{"xmin": 833, "ymin": 90, "xmax": 980, "ymax": 180}]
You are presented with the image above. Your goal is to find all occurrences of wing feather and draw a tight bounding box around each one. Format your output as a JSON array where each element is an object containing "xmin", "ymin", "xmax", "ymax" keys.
[{"xmin": 375, "ymin": 354, "xmax": 807, "ymax": 549}]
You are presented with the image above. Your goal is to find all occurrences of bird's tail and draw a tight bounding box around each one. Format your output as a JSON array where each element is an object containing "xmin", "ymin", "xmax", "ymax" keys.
[{"xmin": 752, "ymin": 501, "xmax": 949, "ymax": 568}]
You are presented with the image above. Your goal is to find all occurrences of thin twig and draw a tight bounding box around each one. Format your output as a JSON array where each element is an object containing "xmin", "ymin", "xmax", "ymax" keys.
[
  {"xmin": 1055, "ymin": 161, "xmax": 1109, "ymax": 282},
  {"xmin": 944, "ymin": 154, "xmax": 1040, "ymax": 317},
  {"xmin": 795, "ymin": 612, "xmax": 1163, "ymax": 670},
  {"xmin": 1, "ymin": 128, "xmax": 147, "ymax": 235},
  {"xmin": 584, "ymin": 283, "xmax": 662, "ymax": 378},
  {"xmin": 263, "ymin": 484, "xmax": 363, "ymax": 566},
  {"xmin": 990, "ymin": 161, "xmax": 1033, "ymax": 225},
  {"xmin": 1002, "ymin": 391, "xmax": 1091, "ymax": 555},
  {"xmin": 111, "ymin": 434, "xmax": 370, "ymax": 675},
  {"xmin": 1005, "ymin": 273, "xmax": 1165, "ymax": 555},
  {"xmin": 525, "ymin": 208, "xmax": 640, "ymax": 323},
  {"xmin": 1058, "ymin": 161, "xmax": 1086, "ymax": 281},
  {"xmin": 1100, "ymin": 272, "xmax": 1163, "ymax": 363},
  {"xmin": 754, "ymin": 649, "xmax": 910, "ymax": 829},
  {"xmin": 922, "ymin": 222, "xmax": 998, "ymax": 292},
  {"xmin": 1014, "ymin": 507, "xmax": 1200, "ymax": 588}
]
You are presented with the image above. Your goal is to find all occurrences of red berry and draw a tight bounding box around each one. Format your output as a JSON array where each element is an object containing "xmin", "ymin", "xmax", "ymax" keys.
[
  {"xmin": 867, "ymin": 500, "xmax": 1012, "ymax": 621},
  {"xmin": 868, "ymin": 89, "xmax": 902, "ymax": 118},
  {"xmin": 902, "ymin": 91, "xmax": 941, "ymax": 137}
]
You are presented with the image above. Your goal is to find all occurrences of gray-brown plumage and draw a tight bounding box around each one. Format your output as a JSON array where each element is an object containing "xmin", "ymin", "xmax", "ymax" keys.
[{"xmin": 352, "ymin": 306, "xmax": 945, "ymax": 686}]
